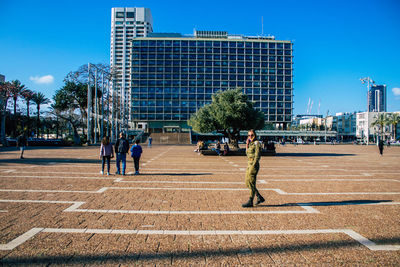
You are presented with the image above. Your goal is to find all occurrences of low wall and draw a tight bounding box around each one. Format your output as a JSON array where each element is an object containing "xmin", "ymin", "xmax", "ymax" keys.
[{"xmin": 150, "ymin": 133, "xmax": 191, "ymax": 144}]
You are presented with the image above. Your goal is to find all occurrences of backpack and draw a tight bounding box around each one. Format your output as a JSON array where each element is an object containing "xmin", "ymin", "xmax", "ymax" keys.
[{"xmin": 118, "ymin": 138, "xmax": 129, "ymax": 153}]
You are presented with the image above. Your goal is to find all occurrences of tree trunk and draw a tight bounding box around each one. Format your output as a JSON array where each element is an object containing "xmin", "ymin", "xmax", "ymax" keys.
[
  {"xmin": 36, "ymin": 106, "xmax": 40, "ymax": 138},
  {"xmin": 0, "ymin": 111, "xmax": 6, "ymax": 146}
]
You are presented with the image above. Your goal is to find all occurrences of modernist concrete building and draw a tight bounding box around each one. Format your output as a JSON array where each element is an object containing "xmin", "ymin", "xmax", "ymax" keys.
[
  {"xmin": 356, "ymin": 111, "xmax": 400, "ymax": 142},
  {"xmin": 129, "ymin": 30, "xmax": 293, "ymax": 132},
  {"xmin": 110, "ymin": 7, "xmax": 153, "ymax": 127}
]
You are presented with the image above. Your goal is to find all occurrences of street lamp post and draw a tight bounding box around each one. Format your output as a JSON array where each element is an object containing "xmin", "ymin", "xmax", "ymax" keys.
[{"xmin": 360, "ymin": 77, "xmax": 374, "ymax": 145}]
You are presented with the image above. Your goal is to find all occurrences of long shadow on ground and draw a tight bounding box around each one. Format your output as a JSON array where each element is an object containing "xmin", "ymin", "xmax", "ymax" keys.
[
  {"xmin": 258, "ymin": 199, "xmax": 393, "ymax": 207},
  {"xmin": 277, "ymin": 153, "xmax": 356, "ymax": 157},
  {"xmin": 0, "ymin": 158, "xmax": 101, "ymax": 165},
  {"xmin": 1, "ymin": 237, "xmax": 399, "ymax": 265},
  {"xmin": 137, "ymin": 173, "xmax": 213, "ymax": 176}
]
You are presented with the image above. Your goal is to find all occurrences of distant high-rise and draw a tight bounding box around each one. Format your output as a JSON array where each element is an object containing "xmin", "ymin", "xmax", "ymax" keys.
[
  {"xmin": 0, "ymin": 74, "xmax": 5, "ymax": 83},
  {"xmin": 110, "ymin": 7, "xmax": 153, "ymax": 126},
  {"xmin": 368, "ymin": 84, "xmax": 386, "ymax": 112}
]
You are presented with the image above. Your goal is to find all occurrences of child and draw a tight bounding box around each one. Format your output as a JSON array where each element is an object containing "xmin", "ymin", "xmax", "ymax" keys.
[
  {"xmin": 130, "ymin": 139, "xmax": 143, "ymax": 175},
  {"xmin": 100, "ymin": 136, "xmax": 114, "ymax": 175}
]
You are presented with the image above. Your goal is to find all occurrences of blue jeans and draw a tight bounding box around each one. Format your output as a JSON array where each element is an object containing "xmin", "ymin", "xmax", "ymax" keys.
[{"xmin": 116, "ymin": 153, "xmax": 126, "ymax": 174}]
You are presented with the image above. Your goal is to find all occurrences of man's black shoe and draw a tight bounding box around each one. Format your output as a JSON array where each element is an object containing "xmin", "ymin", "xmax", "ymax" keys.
[
  {"xmin": 255, "ymin": 195, "xmax": 265, "ymax": 205},
  {"xmin": 242, "ymin": 197, "xmax": 253, "ymax": 208}
]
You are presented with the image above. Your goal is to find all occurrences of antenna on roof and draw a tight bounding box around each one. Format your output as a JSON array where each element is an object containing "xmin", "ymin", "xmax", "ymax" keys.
[{"xmin": 261, "ymin": 16, "xmax": 264, "ymax": 36}]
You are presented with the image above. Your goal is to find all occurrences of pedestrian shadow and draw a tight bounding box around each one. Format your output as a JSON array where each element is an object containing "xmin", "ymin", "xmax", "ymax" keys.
[
  {"xmin": 277, "ymin": 153, "xmax": 356, "ymax": 157},
  {"xmin": 0, "ymin": 158, "xmax": 101, "ymax": 165},
  {"xmin": 1, "ymin": 236, "xmax": 399, "ymax": 265},
  {"xmin": 134, "ymin": 173, "xmax": 213, "ymax": 176},
  {"xmin": 258, "ymin": 199, "xmax": 393, "ymax": 207}
]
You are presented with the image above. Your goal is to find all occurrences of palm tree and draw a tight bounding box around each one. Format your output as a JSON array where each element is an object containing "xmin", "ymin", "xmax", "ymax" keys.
[
  {"xmin": 22, "ymin": 89, "xmax": 34, "ymax": 118},
  {"xmin": 371, "ymin": 113, "xmax": 389, "ymax": 141},
  {"xmin": 0, "ymin": 81, "xmax": 12, "ymax": 145},
  {"xmin": 387, "ymin": 113, "xmax": 400, "ymax": 141},
  {"xmin": 32, "ymin": 92, "xmax": 49, "ymax": 138},
  {"xmin": 10, "ymin": 80, "xmax": 27, "ymax": 115}
]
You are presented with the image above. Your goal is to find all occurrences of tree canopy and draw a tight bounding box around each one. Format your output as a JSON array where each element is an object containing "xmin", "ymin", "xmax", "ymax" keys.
[{"xmin": 188, "ymin": 88, "xmax": 265, "ymax": 146}]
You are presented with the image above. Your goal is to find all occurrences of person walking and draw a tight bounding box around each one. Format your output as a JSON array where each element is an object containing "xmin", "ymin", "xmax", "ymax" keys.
[
  {"xmin": 99, "ymin": 136, "xmax": 114, "ymax": 175},
  {"xmin": 148, "ymin": 136, "xmax": 152, "ymax": 147},
  {"xmin": 378, "ymin": 139, "xmax": 384, "ymax": 156},
  {"xmin": 115, "ymin": 132, "xmax": 129, "ymax": 175},
  {"xmin": 16, "ymin": 132, "xmax": 28, "ymax": 159},
  {"xmin": 242, "ymin": 129, "xmax": 265, "ymax": 208},
  {"xmin": 130, "ymin": 139, "xmax": 143, "ymax": 175}
]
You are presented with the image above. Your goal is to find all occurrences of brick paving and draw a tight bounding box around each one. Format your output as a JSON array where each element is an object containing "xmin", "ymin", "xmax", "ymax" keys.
[{"xmin": 0, "ymin": 144, "xmax": 399, "ymax": 265}]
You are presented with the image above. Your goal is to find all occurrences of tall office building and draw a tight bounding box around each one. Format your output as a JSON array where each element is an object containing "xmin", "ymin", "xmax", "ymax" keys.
[
  {"xmin": 110, "ymin": 7, "xmax": 153, "ymax": 126},
  {"xmin": 0, "ymin": 74, "xmax": 5, "ymax": 83},
  {"xmin": 368, "ymin": 84, "xmax": 386, "ymax": 112},
  {"xmin": 130, "ymin": 30, "xmax": 293, "ymax": 132}
]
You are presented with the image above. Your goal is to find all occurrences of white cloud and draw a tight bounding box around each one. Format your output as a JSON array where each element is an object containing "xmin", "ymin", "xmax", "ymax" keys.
[
  {"xmin": 29, "ymin": 75, "xmax": 54, "ymax": 84},
  {"xmin": 392, "ymin": 87, "xmax": 400, "ymax": 96}
]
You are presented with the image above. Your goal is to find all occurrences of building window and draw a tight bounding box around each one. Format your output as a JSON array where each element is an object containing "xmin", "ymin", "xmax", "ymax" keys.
[{"xmin": 116, "ymin": 12, "xmax": 124, "ymax": 18}]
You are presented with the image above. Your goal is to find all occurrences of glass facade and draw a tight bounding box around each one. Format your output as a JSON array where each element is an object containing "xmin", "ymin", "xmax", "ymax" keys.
[{"xmin": 130, "ymin": 37, "xmax": 293, "ymax": 127}]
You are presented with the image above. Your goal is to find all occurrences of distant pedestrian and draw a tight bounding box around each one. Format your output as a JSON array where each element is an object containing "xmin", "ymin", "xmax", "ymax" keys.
[
  {"xmin": 378, "ymin": 139, "xmax": 384, "ymax": 156},
  {"xmin": 99, "ymin": 136, "xmax": 114, "ymax": 175},
  {"xmin": 16, "ymin": 132, "xmax": 28, "ymax": 159},
  {"xmin": 223, "ymin": 142, "xmax": 230, "ymax": 156},
  {"xmin": 115, "ymin": 132, "xmax": 130, "ymax": 175},
  {"xmin": 130, "ymin": 139, "xmax": 143, "ymax": 175},
  {"xmin": 242, "ymin": 129, "xmax": 265, "ymax": 208},
  {"xmin": 148, "ymin": 136, "xmax": 152, "ymax": 147}
]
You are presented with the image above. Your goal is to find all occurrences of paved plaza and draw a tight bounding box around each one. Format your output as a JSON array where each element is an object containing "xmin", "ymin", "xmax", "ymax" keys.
[{"xmin": 0, "ymin": 144, "xmax": 399, "ymax": 265}]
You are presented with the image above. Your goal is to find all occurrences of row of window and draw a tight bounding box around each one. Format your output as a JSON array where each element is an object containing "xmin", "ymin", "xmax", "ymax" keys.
[
  {"xmin": 132, "ymin": 100, "xmax": 291, "ymax": 108},
  {"xmin": 132, "ymin": 94, "xmax": 292, "ymax": 101},
  {"xmin": 132, "ymin": 80, "xmax": 292, "ymax": 88},
  {"xmin": 132, "ymin": 67, "xmax": 290, "ymax": 74},
  {"xmin": 131, "ymin": 87, "xmax": 291, "ymax": 94},
  {"xmin": 132, "ymin": 62, "xmax": 292, "ymax": 69},
  {"xmin": 131, "ymin": 114, "xmax": 292, "ymax": 122},
  {"xmin": 133, "ymin": 47, "xmax": 291, "ymax": 55},
  {"xmin": 132, "ymin": 74, "xmax": 292, "ymax": 81},
  {"xmin": 115, "ymin": 11, "xmax": 135, "ymax": 18},
  {"xmin": 132, "ymin": 87, "xmax": 291, "ymax": 93},
  {"xmin": 132, "ymin": 40, "xmax": 291, "ymax": 49},
  {"xmin": 134, "ymin": 54, "xmax": 291, "ymax": 60}
]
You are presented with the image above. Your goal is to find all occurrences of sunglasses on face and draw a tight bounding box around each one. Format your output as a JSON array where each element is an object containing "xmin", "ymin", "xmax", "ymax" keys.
[{"xmin": 248, "ymin": 134, "xmax": 254, "ymax": 137}]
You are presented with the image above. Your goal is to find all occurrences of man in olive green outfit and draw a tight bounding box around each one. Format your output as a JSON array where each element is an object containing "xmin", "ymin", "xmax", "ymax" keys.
[{"xmin": 242, "ymin": 129, "xmax": 265, "ymax": 207}]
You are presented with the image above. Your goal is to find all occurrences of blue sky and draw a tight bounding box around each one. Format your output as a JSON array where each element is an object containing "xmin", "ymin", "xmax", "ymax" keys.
[{"xmin": 1, "ymin": 0, "xmax": 399, "ymax": 115}]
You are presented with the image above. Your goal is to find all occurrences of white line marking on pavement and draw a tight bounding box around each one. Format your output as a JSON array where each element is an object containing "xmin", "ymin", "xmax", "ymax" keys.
[
  {"xmin": 1, "ymin": 227, "xmax": 399, "ymax": 251},
  {"xmin": 0, "ymin": 199, "xmax": 319, "ymax": 215},
  {"xmin": 0, "ymin": 210, "xmax": 7, "ymax": 212},
  {"xmin": 0, "ymin": 228, "xmax": 44, "ymax": 250},
  {"xmin": 2, "ymin": 187, "xmax": 400, "ymax": 195},
  {"xmin": 263, "ymin": 179, "xmax": 400, "ymax": 183},
  {"xmin": 2, "ymin": 169, "xmax": 15, "ymax": 173}
]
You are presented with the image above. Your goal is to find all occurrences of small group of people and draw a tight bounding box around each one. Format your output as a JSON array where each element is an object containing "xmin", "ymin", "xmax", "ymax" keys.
[
  {"xmin": 213, "ymin": 141, "xmax": 230, "ymax": 156},
  {"xmin": 99, "ymin": 132, "xmax": 143, "ymax": 175}
]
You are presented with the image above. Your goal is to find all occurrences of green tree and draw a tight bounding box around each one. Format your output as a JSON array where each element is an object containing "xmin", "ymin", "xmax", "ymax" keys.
[
  {"xmin": 32, "ymin": 92, "xmax": 50, "ymax": 138},
  {"xmin": 371, "ymin": 113, "xmax": 389, "ymax": 141},
  {"xmin": 387, "ymin": 113, "xmax": 400, "ymax": 141},
  {"xmin": 188, "ymin": 88, "xmax": 265, "ymax": 147}
]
